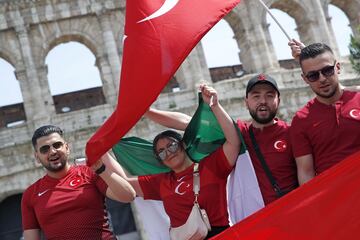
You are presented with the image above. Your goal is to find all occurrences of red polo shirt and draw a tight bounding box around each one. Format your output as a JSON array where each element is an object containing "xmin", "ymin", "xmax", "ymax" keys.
[
  {"xmin": 290, "ymin": 90, "xmax": 360, "ymax": 173},
  {"xmin": 238, "ymin": 119, "xmax": 298, "ymax": 205}
]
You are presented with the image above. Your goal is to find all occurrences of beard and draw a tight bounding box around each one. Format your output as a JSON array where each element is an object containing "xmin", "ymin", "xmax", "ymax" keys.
[
  {"xmin": 43, "ymin": 157, "xmax": 67, "ymax": 172},
  {"xmin": 249, "ymin": 107, "xmax": 277, "ymax": 124}
]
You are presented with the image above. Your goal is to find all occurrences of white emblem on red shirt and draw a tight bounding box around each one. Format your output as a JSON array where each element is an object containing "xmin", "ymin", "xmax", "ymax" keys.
[
  {"xmin": 175, "ymin": 176, "xmax": 190, "ymax": 195},
  {"xmin": 69, "ymin": 176, "xmax": 83, "ymax": 187},
  {"xmin": 274, "ymin": 140, "xmax": 287, "ymax": 152},
  {"xmin": 349, "ymin": 109, "xmax": 360, "ymax": 120},
  {"xmin": 38, "ymin": 189, "xmax": 50, "ymax": 197}
]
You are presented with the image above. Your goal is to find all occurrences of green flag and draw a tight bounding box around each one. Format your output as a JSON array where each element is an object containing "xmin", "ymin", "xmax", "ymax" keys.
[{"xmin": 112, "ymin": 93, "xmax": 247, "ymax": 175}]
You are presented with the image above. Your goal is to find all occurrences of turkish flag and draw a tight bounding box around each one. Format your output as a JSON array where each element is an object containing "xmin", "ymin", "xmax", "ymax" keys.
[
  {"xmin": 86, "ymin": 0, "xmax": 241, "ymax": 164},
  {"xmin": 211, "ymin": 150, "xmax": 360, "ymax": 240}
]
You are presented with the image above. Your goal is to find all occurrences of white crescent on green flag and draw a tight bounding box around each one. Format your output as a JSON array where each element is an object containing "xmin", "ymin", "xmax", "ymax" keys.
[{"xmin": 112, "ymin": 94, "xmax": 264, "ymax": 238}]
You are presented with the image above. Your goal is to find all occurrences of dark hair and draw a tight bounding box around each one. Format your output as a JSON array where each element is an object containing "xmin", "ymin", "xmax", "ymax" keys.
[
  {"xmin": 152, "ymin": 130, "xmax": 183, "ymax": 159},
  {"xmin": 32, "ymin": 125, "xmax": 64, "ymax": 148},
  {"xmin": 299, "ymin": 43, "xmax": 333, "ymax": 65}
]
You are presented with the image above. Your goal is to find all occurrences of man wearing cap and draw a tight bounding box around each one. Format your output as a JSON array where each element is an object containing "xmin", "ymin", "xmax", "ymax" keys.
[
  {"xmin": 236, "ymin": 73, "xmax": 298, "ymax": 204},
  {"xmin": 145, "ymin": 76, "xmax": 298, "ymax": 205}
]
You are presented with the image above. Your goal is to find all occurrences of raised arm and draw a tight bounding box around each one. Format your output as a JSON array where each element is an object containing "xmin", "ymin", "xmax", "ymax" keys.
[
  {"xmin": 288, "ymin": 39, "xmax": 305, "ymax": 61},
  {"xmin": 144, "ymin": 108, "xmax": 191, "ymax": 131},
  {"xmin": 200, "ymin": 84, "xmax": 240, "ymax": 167},
  {"xmin": 100, "ymin": 152, "xmax": 144, "ymax": 197},
  {"xmin": 295, "ymin": 154, "xmax": 316, "ymax": 185},
  {"xmin": 92, "ymin": 155, "xmax": 136, "ymax": 202}
]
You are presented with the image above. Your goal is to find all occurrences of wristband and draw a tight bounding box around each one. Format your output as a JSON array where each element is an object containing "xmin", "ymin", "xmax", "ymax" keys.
[{"xmin": 95, "ymin": 164, "xmax": 106, "ymax": 175}]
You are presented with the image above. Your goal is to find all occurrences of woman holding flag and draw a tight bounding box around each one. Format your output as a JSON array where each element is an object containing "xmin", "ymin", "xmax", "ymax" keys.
[{"xmin": 104, "ymin": 84, "xmax": 240, "ymax": 239}]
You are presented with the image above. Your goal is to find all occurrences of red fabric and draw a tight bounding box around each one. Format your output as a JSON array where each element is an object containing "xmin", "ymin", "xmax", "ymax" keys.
[
  {"xmin": 211, "ymin": 150, "xmax": 360, "ymax": 240},
  {"xmin": 21, "ymin": 166, "xmax": 114, "ymax": 240},
  {"xmin": 237, "ymin": 119, "xmax": 298, "ymax": 204},
  {"xmin": 290, "ymin": 91, "xmax": 360, "ymax": 173},
  {"xmin": 86, "ymin": 0, "xmax": 241, "ymax": 165},
  {"xmin": 138, "ymin": 147, "xmax": 232, "ymax": 227}
]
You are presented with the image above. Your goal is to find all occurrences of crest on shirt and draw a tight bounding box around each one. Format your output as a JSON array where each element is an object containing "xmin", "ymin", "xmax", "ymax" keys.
[
  {"xmin": 174, "ymin": 176, "xmax": 191, "ymax": 195},
  {"xmin": 274, "ymin": 140, "xmax": 287, "ymax": 152},
  {"xmin": 69, "ymin": 176, "xmax": 83, "ymax": 187},
  {"xmin": 349, "ymin": 109, "xmax": 360, "ymax": 120}
]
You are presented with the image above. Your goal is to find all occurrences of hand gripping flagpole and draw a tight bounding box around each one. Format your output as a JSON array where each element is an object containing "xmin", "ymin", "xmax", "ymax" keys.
[{"xmin": 256, "ymin": 0, "xmax": 292, "ymax": 41}]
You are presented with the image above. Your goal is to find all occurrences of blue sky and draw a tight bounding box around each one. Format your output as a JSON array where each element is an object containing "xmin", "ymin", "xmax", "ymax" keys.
[{"xmin": 0, "ymin": 5, "xmax": 353, "ymax": 107}]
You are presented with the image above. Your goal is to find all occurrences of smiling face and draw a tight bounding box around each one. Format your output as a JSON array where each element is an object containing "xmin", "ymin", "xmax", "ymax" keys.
[
  {"xmin": 301, "ymin": 52, "xmax": 341, "ymax": 104},
  {"xmin": 245, "ymin": 83, "xmax": 280, "ymax": 126},
  {"xmin": 34, "ymin": 133, "xmax": 70, "ymax": 176},
  {"xmin": 155, "ymin": 137, "xmax": 188, "ymax": 172}
]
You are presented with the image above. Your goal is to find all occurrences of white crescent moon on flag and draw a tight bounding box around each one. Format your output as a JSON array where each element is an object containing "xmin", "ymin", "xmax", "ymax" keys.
[
  {"xmin": 350, "ymin": 109, "xmax": 360, "ymax": 119},
  {"xmin": 137, "ymin": 0, "xmax": 180, "ymax": 23}
]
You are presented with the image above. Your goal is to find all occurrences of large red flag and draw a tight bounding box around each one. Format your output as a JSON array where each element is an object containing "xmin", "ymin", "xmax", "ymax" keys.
[
  {"xmin": 86, "ymin": 0, "xmax": 241, "ymax": 164},
  {"xmin": 211, "ymin": 150, "xmax": 360, "ymax": 240}
]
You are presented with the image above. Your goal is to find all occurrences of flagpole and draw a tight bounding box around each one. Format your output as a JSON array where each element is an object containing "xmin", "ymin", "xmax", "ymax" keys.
[{"xmin": 256, "ymin": 0, "xmax": 292, "ymax": 41}]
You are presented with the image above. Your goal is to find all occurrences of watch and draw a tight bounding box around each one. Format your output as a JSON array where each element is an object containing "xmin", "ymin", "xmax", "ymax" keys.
[{"xmin": 95, "ymin": 164, "xmax": 106, "ymax": 175}]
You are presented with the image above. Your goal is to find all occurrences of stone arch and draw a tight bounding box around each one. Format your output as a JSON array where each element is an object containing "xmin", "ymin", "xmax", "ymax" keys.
[
  {"xmin": 43, "ymin": 33, "xmax": 101, "ymax": 66},
  {"xmin": 44, "ymin": 35, "xmax": 107, "ymax": 114},
  {"xmin": 225, "ymin": 9, "xmax": 245, "ymax": 63},
  {"xmin": 0, "ymin": 50, "xmax": 17, "ymax": 70},
  {"xmin": 328, "ymin": 0, "xmax": 360, "ymax": 36},
  {"xmin": 224, "ymin": 7, "xmax": 256, "ymax": 73},
  {"xmin": 0, "ymin": 193, "xmax": 23, "ymax": 239},
  {"xmin": 0, "ymin": 53, "xmax": 26, "ymax": 128},
  {"xmin": 0, "ymin": 189, "xmax": 23, "ymax": 203},
  {"xmin": 270, "ymin": 0, "xmax": 311, "ymax": 44}
]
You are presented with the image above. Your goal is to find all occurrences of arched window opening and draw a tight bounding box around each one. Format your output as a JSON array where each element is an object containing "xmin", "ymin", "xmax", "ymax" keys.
[
  {"xmin": 329, "ymin": 4, "xmax": 352, "ymax": 56},
  {"xmin": 201, "ymin": 19, "xmax": 243, "ymax": 82},
  {"xmin": 0, "ymin": 194, "xmax": 23, "ymax": 239},
  {"xmin": 45, "ymin": 42, "xmax": 106, "ymax": 114},
  {"xmin": 267, "ymin": 9, "xmax": 300, "ymax": 69},
  {"xmin": 0, "ymin": 58, "xmax": 26, "ymax": 128}
]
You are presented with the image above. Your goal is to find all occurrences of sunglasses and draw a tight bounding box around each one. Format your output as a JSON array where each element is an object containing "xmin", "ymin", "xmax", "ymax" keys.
[
  {"xmin": 39, "ymin": 141, "xmax": 65, "ymax": 154},
  {"xmin": 304, "ymin": 61, "xmax": 336, "ymax": 82},
  {"xmin": 157, "ymin": 141, "xmax": 180, "ymax": 161}
]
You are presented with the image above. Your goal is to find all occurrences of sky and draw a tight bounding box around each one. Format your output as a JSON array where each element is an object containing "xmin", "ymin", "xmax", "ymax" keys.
[{"xmin": 0, "ymin": 5, "xmax": 353, "ymax": 107}]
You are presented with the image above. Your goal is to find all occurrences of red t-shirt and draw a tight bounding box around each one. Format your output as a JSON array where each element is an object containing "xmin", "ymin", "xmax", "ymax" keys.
[
  {"xmin": 138, "ymin": 147, "xmax": 232, "ymax": 228},
  {"xmin": 238, "ymin": 119, "xmax": 298, "ymax": 205},
  {"xmin": 21, "ymin": 165, "xmax": 116, "ymax": 240},
  {"xmin": 290, "ymin": 91, "xmax": 360, "ymax": 173}
]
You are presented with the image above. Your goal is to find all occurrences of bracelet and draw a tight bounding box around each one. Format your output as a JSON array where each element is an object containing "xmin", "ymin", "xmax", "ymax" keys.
[{"xmin": 95, "ymin": 164, "xmax": 106, "ymax": 175}]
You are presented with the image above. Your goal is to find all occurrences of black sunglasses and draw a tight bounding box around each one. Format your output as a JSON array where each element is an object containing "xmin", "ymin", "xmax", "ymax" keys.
[
  {"xmin": 304, "ymin": 61, "xmax": 336, "ymax": 82},
  {"xmin": 157, "ymin": 141, "xmax": 180, "ymax": 161},
  {"xmin": 39, "ymin": 141, "xmax": 65, "ymax": 154}
]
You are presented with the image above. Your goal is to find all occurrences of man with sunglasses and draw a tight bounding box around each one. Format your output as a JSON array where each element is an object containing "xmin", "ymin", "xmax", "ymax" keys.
[
  {"xmin": 289, "ymin": 41, "xmax": 360, "ymax": 185},
  {"xmin": 21, "ymin": 125, "xmax": 136, "ymax": 240}
]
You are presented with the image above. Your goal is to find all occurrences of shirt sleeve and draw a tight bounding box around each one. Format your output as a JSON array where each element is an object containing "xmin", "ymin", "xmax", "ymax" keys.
[
  {"xmin": 138, "ymin": 173, "xmax": 164, "ymax": 200},
  {"xmin": 202, "ymin": 146, "xmax": 233, "ymax": 179},
  {"xmin": 290, "ymin": 116, "xmax": 313, "ymax": 158},
  {"xmin": 21, "ymin": 188, "xmax": 40, "ymax": 230}
]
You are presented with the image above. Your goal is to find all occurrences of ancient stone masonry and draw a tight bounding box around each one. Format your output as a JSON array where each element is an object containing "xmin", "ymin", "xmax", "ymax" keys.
[{"xmin": 0, "ymin": 0, "xmax": 359, "ymax": 238}]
